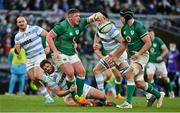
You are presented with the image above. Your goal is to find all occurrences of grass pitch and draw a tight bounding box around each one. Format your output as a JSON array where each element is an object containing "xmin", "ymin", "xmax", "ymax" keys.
[{"xmin": 0, "ymin": 95, "xmax": 180, "ymax": 112}]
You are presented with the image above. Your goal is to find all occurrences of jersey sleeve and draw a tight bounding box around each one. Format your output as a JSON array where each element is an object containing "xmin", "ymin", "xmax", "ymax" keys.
[
  {"xmin": 35, "ymin": 26, "xmax": 44, "ymax": 35},
  {"xmin": 111, "ymin": 26, "xmax": 122, "ymax": 40},
  {"xmin": 52, "ymin": 22, "xmax": 65, "ymax": 36},
  {"xmin": 136, "ymin": 22, "xmax": 148, "ymax": 38},
  {"xmin": 79, "ymin": 18, "xmax": 89, "ymax": 29},
  {"xmin": 157, "ymin": 37, "xmax": 165, "ymax": 47}
]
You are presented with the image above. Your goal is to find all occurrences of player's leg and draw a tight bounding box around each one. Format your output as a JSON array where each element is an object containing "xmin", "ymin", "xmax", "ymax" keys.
[
  {"xmin": 113, "ymin": 51, "xmax": 129, "ymax": 99},
  {"xmin": 85, "ymin": 85, "xmax": 106, "ymax": 101},
  {"xmin": 54, "ymin": 53, "xmax": 76, "ymax": 97},
  {"xmin": 70, "ymin": 54, "xmax": 92, "ymax": 105},
  {"xmin": 134, "ymin": 60, "xmax": 165, "ymax": 108},
  {"xmin": 146, "ymin": 62, "xmax": 156, "ymax": 106},
  {"xmin": 104, "ymin": 69, "xmax": 112, "ymax": 93},
  {"xmin": 64, "ymin": 94, "xmax": 80, "ymax": 106},
  {"xmin": 93, "ymin": 61, "xmax": 107, "ymax": 92},
  {"xmin": 116, "ymin": 64, "xmax": 135, "ymax": 108},
  {"xmin": 157, "ymin": 62, "xmax": 174, "ymax": 99},
  {"xmin": 111, "ymin": 68, "xmax": 124, "ymax": 99},
  {"xmin": 27, "ymin": 54, "xmax": 54, "ymax": 103}
]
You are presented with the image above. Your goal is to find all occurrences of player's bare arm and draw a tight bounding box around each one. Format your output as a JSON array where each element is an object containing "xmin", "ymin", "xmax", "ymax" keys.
[
  {"xmin": 93, "ymin": 34, "xmax": 104, "ymax": 59},
  {"xmin": 111, "ymin": 38, "xmax": 127, "ymax": 60},
  {"xmin": 157, "ymin": 44, "xmax": 169, "ymax": 61},
  {"xmin": 52, "ymin": 85, "xmax": 77, "ymax": 97},
  {"xmin": 131, "ymin": 34, "xmax": 152, "ymax": 60},
  {"xmin": 40, "ymin": 30, "xmax": 48, "ymax": 37},
  {"xmin": 46, "ymin": 31, "xmax": 59, "ymax": 59}
]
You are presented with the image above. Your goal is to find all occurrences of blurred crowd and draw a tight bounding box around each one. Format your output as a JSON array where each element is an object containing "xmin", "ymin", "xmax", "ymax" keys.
[{"xmin": 0, "ymin": 0, "xmax": 179, "ymax": 15}]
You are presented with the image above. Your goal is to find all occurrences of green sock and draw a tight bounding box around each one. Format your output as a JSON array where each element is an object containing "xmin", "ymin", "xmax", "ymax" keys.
[
  {"xmin": 76, "ymin": 76, "xmax": 85, "ymax": 97},
  {"xmin": 126, "ymin": 82, "xmax": 135, "ymax": 104},
  {"xmin": 150, "ymin": 81, "xmax": 155, "ymax": 87},
  {"xmin": 167, "ymin": 81, "xmax": 173, "ymax": 92},
  {"xmin": 146, "ymin": 83, "xmax": 160, "ymax": 98},
  {"xmin": 115, "ymin": 81, "xmax": 121, "ymax": 96},
  {"xmin": 66, "ymin": 78, "xmax": 76, "ymax": 97}
]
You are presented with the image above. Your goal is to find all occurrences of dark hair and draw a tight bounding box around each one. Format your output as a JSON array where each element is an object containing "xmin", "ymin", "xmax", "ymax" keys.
[
  {"xmin": 67, "ymin": 8, "xmax": 80, "ymax": 15},
  {"xmin": 148, "ymin": 27, "xmax": 154, "ymax": 32},
  {"xmin": 120, "ymin": 8, "xmax": 134, "ymax": 21},
  {"xmin": 40, "ymin": 59, "xmax": 51, "ymax": 69},
  {"xmin": 100, "ymin": 11, "xmax": 108, "ymax": 18}
]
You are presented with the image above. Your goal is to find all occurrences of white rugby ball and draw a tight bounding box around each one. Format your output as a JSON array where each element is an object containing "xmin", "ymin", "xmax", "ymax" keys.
[{"xmin": 98, "ymin": 21, "xmax": 113, "ymax": 33}]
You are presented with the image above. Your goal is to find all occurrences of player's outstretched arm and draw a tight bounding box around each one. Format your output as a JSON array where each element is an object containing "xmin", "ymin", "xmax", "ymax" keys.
[
  {"xmin": 111, "ymin": 38, "xmax": 127, "ymax": 60},
  {"xmin": 53, "ymin": 85, "xmax": 76, "ymax": 97}
]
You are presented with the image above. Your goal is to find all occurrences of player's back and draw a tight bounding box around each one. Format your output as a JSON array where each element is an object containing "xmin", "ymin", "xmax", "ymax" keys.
[{"xmin": 15, "ymin": 25, "xmax": 45, "ymax": 59}]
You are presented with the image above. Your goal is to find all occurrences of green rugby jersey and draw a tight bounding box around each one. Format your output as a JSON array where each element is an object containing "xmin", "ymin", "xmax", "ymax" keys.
[
  {"xmin": 149, "ymin": 37, "xmax": 165, "ymax": 63},
  {"xmin": 121, "ymin": 20, "xmax": 148, "ymax": 57},
  {"xmin": 52, "ymin": 18, "xmax": 89, "ymax": 55}
]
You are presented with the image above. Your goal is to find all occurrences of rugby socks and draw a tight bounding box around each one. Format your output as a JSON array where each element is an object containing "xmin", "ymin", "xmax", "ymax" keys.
[
  {"xmin": 144, "ymin": 82, "xmax": 160, "ymax": 98},
  {"xmin": 39, "ymin": 84, "xmax": 51, "ymax": 98},
  {"xmin": 76, "ymin": 76, "xmax": 85, "ymax": 97},
  {"xmin": 66, "ymin": 77, "xmax": 76, "ymax": 97},
  {"xmin": 115, "ymin": 80, "xmax": 122, "ymax": 96},
  {"xmin": 95, "ymin": 72, "xmax": 105, "ymax": 92},
  {"xmin": 145, "ymin": 80, "xmax": 154, "ymax": 99},
  {"xmin": 126, "ymin": 81, "xmax": 135, "ymax": 104},
  {"xmin": 167, "ymin": 80, "xmax": 173, "ymax": 92}
]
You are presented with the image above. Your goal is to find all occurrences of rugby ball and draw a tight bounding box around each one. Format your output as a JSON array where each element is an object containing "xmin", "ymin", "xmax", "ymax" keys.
[{"xmin": 98, "ymin": 21, "xmax": 113, "ymax": 33}]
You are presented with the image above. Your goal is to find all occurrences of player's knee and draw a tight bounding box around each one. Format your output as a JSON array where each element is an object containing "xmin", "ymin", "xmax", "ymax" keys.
[
  {"xmin": 130, "ymin": 63, "xmax": 141, "ymax": 75},
  {"xmin": 162, "ymin": 76, "xmax": 170, "ymax": 83},
  {"xmin": 78, "ymin": 68, "xmax": 86, "ymax": 76},
  {"xmin": 93, "ymin": 67, "xmax": 100, "ymax": 75},
  {"xmin": 135, "ymin": 81, "xmax": 145, "ymax": 89}
]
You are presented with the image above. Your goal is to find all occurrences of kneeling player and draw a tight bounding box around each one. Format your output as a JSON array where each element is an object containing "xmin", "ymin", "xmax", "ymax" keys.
[{"xmin": 40, "ymin": 59, "xmax": 115, "ymax": 106}]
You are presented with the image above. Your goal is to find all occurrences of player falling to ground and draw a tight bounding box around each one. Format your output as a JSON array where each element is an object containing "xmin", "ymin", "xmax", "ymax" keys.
[
  {"xmin": 14, "ymin": 16, "xmax": 54, "ymax": 103},
  {"xmin": 46, "ymin": 8, "xmax": 104, "ymax": 105},
  {"xmin": 40, "ymin": 59, "xmax": 115, "ymax": 106},
  {"xmin": 105, "ymin": 8, "xmax": 165, "ymax": 108},
  {"xmin": 93, "ymin": 11, "xmax": 128, "ymax": 99},
  {"xmin": 145, "ymin": 28, "xmax": 174, "ymax": 101}
]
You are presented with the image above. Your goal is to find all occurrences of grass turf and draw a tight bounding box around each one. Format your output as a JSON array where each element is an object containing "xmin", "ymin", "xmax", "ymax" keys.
[{"xmin": 0, "ymin": 95, "xmax": 180, "ymax": 112}]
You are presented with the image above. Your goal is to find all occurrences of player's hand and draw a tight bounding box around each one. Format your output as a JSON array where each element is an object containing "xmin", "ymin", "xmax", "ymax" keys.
[
  {"xmin": 93, "ymin": 43, "xmax": 101, "ymax": 50},
  {"xmin": 131, "ymin": 52, "xmax": 141, "ymax": 61},
  {"xmin": 96, "ymin": 12, "xmax": 105, "ymax": 21},
  {"xmin": 44, "ymin": 47, "xmax": 50, "ymax": 54},
  {"xmin": 156, "ymin": 56, "xmax": 163, "ymax": 61},
  {"xmin": 52, "ymin": 50, "xmax": 59, "ymax": 60},
  {"xmin": 69, "ymin": 85, "xmax": 77, "ymax": 92}
]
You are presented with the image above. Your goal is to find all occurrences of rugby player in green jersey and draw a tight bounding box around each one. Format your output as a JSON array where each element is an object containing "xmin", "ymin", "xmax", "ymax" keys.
[
  {"xmin": 105, "ymin": 8, "xmax": 165, "ymax": 108},
  {"xmin": 146, "ymin": 28, "xmax": 174, "ymax": 100},
  {"xmin": 46, "ymin": 8, "xmax": 104, "ymax": 105}
]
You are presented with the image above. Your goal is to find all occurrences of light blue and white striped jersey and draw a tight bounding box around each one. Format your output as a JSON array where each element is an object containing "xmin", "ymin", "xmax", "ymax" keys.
[
  {"xmin": 97, "ymin": 21, "xmax": 122, "ymax": 54},
  {"xmin": 45, "ymin": 66, "xmax": 67, "ymax": 90},
  {"xmin": 15, "ymin": 25, "xmax": 45, "ymax": 59}
]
